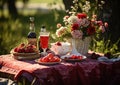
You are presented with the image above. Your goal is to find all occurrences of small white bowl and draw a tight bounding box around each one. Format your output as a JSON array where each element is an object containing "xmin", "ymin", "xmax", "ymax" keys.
[{"xmin": 50, "ymin": 42, "xmax": 71, "ymax": 55}]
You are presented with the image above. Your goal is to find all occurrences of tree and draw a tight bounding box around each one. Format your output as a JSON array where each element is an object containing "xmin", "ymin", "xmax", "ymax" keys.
[
  {"xmin": 7, "ymin": 0, "xmax": 18, "ymax": 17},
  {"xmin": 0, "ymin": 0, "xmax": 29, "ymax": 18},
  {"xmin": 62, "ymin": 0, "xmax": 73, "ymax": 11}
]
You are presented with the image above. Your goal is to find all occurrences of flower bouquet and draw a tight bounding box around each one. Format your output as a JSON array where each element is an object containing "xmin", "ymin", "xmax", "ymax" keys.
[{"xmin": 55, "ymin": 0, "xmax": 108, "ymax": 55}]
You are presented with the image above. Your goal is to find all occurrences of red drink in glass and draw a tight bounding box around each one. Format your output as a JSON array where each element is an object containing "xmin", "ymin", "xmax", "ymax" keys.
[
  {"xmin": 40, "ymin": 35, "xmax": 49, "ymax": 49},
  {"xmin": 39, "ymin": 32, "xmax": 50, "ymax": 56}
]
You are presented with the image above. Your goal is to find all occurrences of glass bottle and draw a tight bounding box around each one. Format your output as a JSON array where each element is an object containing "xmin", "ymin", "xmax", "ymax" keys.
[{"xmin": 27, "ymin": 17, "xmax": 37, "ymax": 47}]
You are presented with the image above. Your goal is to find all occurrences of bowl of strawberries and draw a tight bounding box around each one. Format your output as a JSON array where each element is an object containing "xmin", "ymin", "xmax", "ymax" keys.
[
  {"xmin": 35, "ymin": 53, "xmax": 61, "ymax": 65},
  {"xmin": 10, "ymin": 43, "xmax": 39, "ymax": 60}
]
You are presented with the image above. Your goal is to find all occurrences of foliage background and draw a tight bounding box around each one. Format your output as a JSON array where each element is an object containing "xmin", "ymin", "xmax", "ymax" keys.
[{"xmin": 0, "ymin": 0, "xmax": 120, "ymax": 55}]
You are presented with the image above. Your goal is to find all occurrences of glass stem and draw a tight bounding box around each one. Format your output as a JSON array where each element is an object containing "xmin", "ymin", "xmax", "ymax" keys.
[{"xmin": 43, "ymin": 48, "xmax": 47, "ymax": 55}]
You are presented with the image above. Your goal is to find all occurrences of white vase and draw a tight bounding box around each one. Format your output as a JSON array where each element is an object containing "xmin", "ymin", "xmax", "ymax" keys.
[
  {"xmin": 69, "ymin": 37, "xmax": 91, "ymax": 55},
  {"xmin": 70, "ymin": 38, "xmax": 82, "ymax": 55}
]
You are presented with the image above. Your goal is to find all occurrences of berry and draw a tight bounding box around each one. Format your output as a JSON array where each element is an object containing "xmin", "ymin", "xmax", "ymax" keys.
[
  {"xmin": 13, "ymin": 43, "xmax": 38, "ymax": 53},
  {"xmin": 20, "ymin": 43, "xmax": 25, "ymax": 47},
  {"xmin": 39, "ymin": 53, "xmax": 60, "ymax": 62},
  {"xmin": 55, "ymin": 42, "xmax": 62, "ymax": 46},
  {"xmin": 14, "ymin": 47, "xmax": 18, "ymax": 52}
]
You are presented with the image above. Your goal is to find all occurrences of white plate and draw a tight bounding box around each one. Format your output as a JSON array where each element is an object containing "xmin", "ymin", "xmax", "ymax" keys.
[
  {"xmin": 35, "ymin": 59, "xmax": 61, "ymax": 65},
  {"xmin": 61, "ymin": 55, "xmax": 87, "ymax": 62}
]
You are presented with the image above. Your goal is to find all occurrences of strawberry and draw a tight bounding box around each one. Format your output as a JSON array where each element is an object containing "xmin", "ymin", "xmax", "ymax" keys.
[
  {"xmin": 13, "ymin": 43, "xmax": 38, "ymax": 53},
  {"xmin": 25, "ymin": 48, "xmax": 30, "ymax": 53},
  {"xmin": 78, "ymin": 56, "xmax": 82, "ymax": 60},
  {"xmin": 14, "ymin": 47, "xmax": 18, "ymax": 52},
  {"xmin": 39, "ymin": 53, "xmax": 60, "ymax": 62},
  {"xmin": 17, "ymin": 48, "xmax": 25, "ymax": 53},
  {"xmin": 55, "ymin": 42, "xmax": 62, "ymax": 46},
  {"xmin": 47, "ymin": 53, "xmax": 54, "ymax": 59},
  {"xmin": 54, "ymin": 57, "xmax": 60, "ymax": 62},
  {"xmin": 20, "ymin": 43, "xmax": 25, "ymax": 47},
  {"xmin": 40, "ymin": 57, "xmax": 49, "ymax": 62}
]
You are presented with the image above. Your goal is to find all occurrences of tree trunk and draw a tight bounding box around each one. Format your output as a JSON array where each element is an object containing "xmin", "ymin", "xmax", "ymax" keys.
[
  {"xmin": 7, "ymin": 0, "xmax": 18, "ymax": 17},
  {"xmin": 109, "ymin": 0, "xmax": 120, "ymax": 41},
  {"xmin": 62, "ymin": 0, "xmax": 73, "ymax": 10}
]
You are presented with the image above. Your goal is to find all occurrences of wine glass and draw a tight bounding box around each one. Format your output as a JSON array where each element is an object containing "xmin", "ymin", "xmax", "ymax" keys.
[{"xmin": 40, "ymin": 32, "xmax": 50, "ymax": 56}]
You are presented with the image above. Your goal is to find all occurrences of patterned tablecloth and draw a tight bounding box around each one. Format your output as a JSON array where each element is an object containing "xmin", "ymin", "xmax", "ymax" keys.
[{"xmin": 0, "ymin": 54, "xmax": 120, "ymax": 85}]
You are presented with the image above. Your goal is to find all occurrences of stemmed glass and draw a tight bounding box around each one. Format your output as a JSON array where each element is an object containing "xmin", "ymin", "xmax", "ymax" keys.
[{"xmin": 40, "ymin": 32, "xmax": 50, "ymax": 56}]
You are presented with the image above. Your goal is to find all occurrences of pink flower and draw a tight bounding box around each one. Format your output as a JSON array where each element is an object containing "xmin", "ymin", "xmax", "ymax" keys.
[
  {"xmin": 81, "ymin": 18, "xmax": 90, "ymax": 27},
  {"xmin": 97, "ymin": 21, "xmax": 103, "ymax": 26},
  {"xmin": 64, "ymin": 16, "xmax": 69, "ymax": 20},
  {"xmin": 57, "ymin": 23, "xmax": 62, "ymax": 28},
  {"xmin": 104, "ymin": 22, "xmax": 108, "ymax": 28},
  {"xmin": 77, "ymin": 13, "xmax": 87, "ymax": 19},
  {"xmin": 71, "ymin": 30, "xmax": 83, "ymax": 39},
  {"xmin": 99, "ymin": 26, "xmax": 105, "ymax": 33},
  {"xmin": 63, "ymin": 16, "xmax": 69, "ymax": 22}
]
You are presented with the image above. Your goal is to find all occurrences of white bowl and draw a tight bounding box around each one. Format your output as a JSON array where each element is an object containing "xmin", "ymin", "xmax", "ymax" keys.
[{"xmin": 50, "ymin": 42, "xmax": 71, "ymax": 55}]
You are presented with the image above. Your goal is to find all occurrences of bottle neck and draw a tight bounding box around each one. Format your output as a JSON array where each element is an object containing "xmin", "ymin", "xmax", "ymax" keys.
[
  {"xmin": 40, "ymin": 25, "xmax": 46, "ymax": 32},
  {"xmin": 27, "ymin": 17, "xmax": 36, "ymax": 39},
  {"xmin": 29, "ymin": 17, "xmax": 35, "ymax": 32},
  {"xmin": 30, "ymin": 22, "xmax": 35, "ymax": 32}
]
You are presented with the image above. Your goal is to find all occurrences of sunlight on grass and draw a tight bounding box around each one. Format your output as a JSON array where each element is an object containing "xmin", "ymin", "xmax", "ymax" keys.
[{"xmin": 0, "ymin": 9, "xmax": 65, "ymax": 54}]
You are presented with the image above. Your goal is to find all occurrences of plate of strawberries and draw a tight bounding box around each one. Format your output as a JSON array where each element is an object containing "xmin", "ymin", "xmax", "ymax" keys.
[
  {"xmin": 35, "ymin": 53, "xmax": 61, "ymax": 65},
  {"xmin": 10, "ymin": 43, "xmax": 39, "ymax": 60},
  {"xmin": 61, "ymin": 54, "xmax": 86, "ymax": 62}
]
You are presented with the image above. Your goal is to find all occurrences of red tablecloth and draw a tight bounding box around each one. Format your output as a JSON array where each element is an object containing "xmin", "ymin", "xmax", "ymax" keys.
[{"xmin": 0, "ymin": 54, "xmax": 120, "ymax": 85}]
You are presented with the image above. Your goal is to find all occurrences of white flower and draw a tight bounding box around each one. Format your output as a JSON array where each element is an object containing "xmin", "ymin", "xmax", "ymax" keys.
[
  {"xmin": 82, "ymin": 1, "xmax": 91, "ymax": 13},
  {"xmin": 67, "ymin": 15, "xmax": 79, "ymax": 24},
  {"xmin": 56, "ymin": 26, "xmax": 67, "ymax": 37},
  {"xmin": 63, "ymin": 16, "xmax": 69, "ymax": 22}
]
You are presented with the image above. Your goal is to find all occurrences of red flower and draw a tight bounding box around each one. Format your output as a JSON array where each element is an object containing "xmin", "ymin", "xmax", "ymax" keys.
[
  {"xmin": 71, "ymin": 23, "xmax": 79, "ymax": 31},
  {"xmin": 87, "ymin": 26, "xmax": 96, "ymax": 35},
  {"xmin": 77, "ymin": 13, "xmax": 87, "ymax": 19}
]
